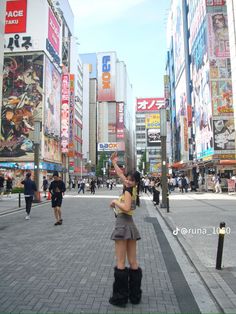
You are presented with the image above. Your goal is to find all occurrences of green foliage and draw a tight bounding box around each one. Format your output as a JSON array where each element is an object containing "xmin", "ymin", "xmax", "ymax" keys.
[{"xmin": 12, "ymin": 187, "xmax": 24, "ymax": 194}]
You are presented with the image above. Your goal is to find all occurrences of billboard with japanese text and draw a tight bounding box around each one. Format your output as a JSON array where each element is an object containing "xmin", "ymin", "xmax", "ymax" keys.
[
  {"xmin": 97, "ymin": 52, "xmax": 116, "ymax": 102},
  {"xmin": 68, "ymin": 74, "xmax": 75, "ymax": 157},
  {"xmin": 116, "ymin": 102, "xmax": 124, "ymax": 139},
  {"xmin": 136, "ymin": 98, "xmax": 165, "ymax": 112},
  {"xmin": 61, "ymin": 74, "xmax": 69, "ymax": 153},
  {"xmin": 213, "ymin": 118, "xmax": 235, "ymax": 153}
]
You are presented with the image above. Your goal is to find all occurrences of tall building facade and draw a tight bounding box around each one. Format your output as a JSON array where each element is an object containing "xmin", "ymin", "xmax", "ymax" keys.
[
  {"xmin": 227, "ymin": 0, "xmax": 236, "ymax": 136},
  {"xmin": 135, "ymin": 98, "xmax": 165, "ymax": 174},
  {"xmin": 166, "ymin": 0, "xmax": 235, "ymax": 189},
  {"xmin": 80, "ymin": 52, "xmax": 135, "ymax": 176},
  {"xmin": 0, "ymin": 0, "xmax": 83, "ymax": 186}
]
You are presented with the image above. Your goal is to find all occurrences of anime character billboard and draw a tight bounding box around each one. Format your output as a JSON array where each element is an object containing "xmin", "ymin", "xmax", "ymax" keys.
[
  {"xmin": 44, "ymin": 57, "xmax": 61, "ymax": 138},
  {"xmin": 0, "ymin": 54, "xmax": 44, "ymax": 160},
  {"xmin": 213, "ymin": 118, "xmax": 235, "ymax": 152}
]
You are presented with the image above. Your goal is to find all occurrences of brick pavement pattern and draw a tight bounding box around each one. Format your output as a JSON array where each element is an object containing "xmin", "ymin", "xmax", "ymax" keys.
[{"xmin": 0, "ymin": 193, "xmax": 182, "ymax": 313}]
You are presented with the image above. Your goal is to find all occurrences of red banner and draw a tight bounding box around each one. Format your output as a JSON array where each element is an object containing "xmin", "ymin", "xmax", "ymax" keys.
[
  {"xmin": 136, "ymin": 98, "xmax": 165, "ymax": 112},
  {"xmin": 48, "ymin": 7, "xmax": 60, "ymax": 55},
  {"xmin": 5, "ymin": 0, "xmax": 27, "ymax": 34}
]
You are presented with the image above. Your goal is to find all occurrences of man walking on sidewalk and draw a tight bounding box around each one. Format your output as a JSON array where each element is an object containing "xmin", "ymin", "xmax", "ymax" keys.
[
  {"xmin": 49, "ymin": 171, "xmax": 66, "ymax": 226},
  {"xmin": 21, "ymin": 172, "xmax": 37, "ymax": 220}
]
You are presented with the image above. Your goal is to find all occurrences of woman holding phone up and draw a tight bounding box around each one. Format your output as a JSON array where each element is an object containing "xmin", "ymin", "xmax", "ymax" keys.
[{"xmin": 109, "ymin": 152, "xmax": 142, "ymax": 307}]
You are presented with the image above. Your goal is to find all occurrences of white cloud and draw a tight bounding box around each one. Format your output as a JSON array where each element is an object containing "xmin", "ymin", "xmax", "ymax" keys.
[{"xmin": 68, "ymin": 0, "xmax": 147, "ymax": 25}]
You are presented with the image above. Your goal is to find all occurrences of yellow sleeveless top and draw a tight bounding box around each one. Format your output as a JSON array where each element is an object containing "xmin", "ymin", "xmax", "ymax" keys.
[{"xmin": 116, "ymin": 186, "xmax": 137, "ymax": 216}]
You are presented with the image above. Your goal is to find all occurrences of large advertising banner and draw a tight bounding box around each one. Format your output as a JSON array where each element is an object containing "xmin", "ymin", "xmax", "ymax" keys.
[
  {"xmin": 44, "ymin": 57, "xmax": 61, "ymax": 138},
  {"xmin": 0, "ymin": 54, "xmax": 44, "ymax": 160},
  {"xmin": 97, "ymin": 52, "xmax": 116, "ymax": 102},
  {"xmin": 173, "ymin": 0, "xmax": 185, "ymax": 81},
  {"xmin": 191, "ymin": 20, "xmax": 213, "ymax": 159},
  {"xmin": 175, "ymin": 70, "xmax": 189, "ymax": 160},
  {"xmin": 210, "ymin": 80, "xmax": 233, "ymax": 115},
  {"xmin": 213, "ymin": 118, "xmax": 235, "ymax": 152},
  {"xmin": 68, "ymin": 74, "xmax": 75, "ymax": 157},
  {"xmin": 136, "ymin": 98, "xmax": 164, "ymax": 112},
  {"xmin": 47, "ymin": 7, "xmax": 61, "ymax": 65},
  {"xmin": 145, "ymin": 114, "xmax": 161, "ymax": 147},
  {"xmin": 43, "ymin": 136, "xmax": 61, "ymax": 163},
  {"xmin": 116, "ymin": 102, "xmax": 124, "ymax": 139},
  {"xmin": 61, "ymin": 74, "xmax": 69, "ymax": 153},
  {"xmin": 207, "ymin": 13, "xmax": 230, "ymax": 59},
  {"xmin": 5, "ymin": 0, "xmax": 27, "ymax": 34}
]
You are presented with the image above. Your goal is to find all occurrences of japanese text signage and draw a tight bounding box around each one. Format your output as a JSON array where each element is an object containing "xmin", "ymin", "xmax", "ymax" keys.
[
  {"xmin": 136, "ymin": 98, "xmax": 165, "ymax": 112},
  {"xmin": 48, "ymin": 8, "xmax": 60, "ymax": 55},
  {"xmin": 68, "ymin": 74, "xmax": 75, "ymax": 157},
  {"xmin": 5, "ymin": 0, "xmax": 27, "ymax": 34},
  {"xmin": 116, "ymin": 102, "xmax": 124, "ymax": 139},
  {"xmin": 61, "ymin": 74, "xmax": 70, "ymax": 153}
]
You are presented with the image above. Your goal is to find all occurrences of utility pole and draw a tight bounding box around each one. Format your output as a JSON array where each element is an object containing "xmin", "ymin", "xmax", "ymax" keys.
[{"xmin": 160, "ymin": 107, "xmax": 168, "ymax": 211}]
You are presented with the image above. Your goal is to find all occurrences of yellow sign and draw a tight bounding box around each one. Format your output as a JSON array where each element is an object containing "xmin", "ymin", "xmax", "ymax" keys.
[{"xmin": 145, "ymin": 114, "xmax": 160, "ymax": 129}]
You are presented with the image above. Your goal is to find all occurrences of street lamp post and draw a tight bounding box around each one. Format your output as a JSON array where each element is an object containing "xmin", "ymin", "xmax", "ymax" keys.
[
  {"xmin": 34, "ymin": 119, "xmax": 41, "ymax": 202},
  {"xmin": 160, "ymin": 107, "xmax": 168, "ymax": 211}
]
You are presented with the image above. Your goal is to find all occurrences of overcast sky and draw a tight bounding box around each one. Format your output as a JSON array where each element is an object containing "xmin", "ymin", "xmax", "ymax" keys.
[{"xmin": 68, "ymin": 0, "xmax": 171, "ymax": 98}]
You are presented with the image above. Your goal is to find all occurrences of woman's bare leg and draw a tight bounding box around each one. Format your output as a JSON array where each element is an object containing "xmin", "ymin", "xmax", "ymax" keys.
[
  {"xmin": 115, "ymin": 240, "xmax": 127, "ymax": 269},
  {"xmin": 127, "ymin": 240, "xmax": 138, "ymax": 269}
]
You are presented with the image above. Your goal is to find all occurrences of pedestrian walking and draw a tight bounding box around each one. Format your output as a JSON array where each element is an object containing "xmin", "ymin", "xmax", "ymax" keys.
[
  {"xmin": 49, "ymin": 171, "xmax": 66, "ymax": 225},
  {"xmin": 6, "ymin": 176, "xmax": 13, "ymax": 197},
  {"xmin": 78, "ymin": 178, "xmax": 85, "ymax": 194},
  {"xmin": 0, "ymin": 173, "xmax": 5, "ymax": 200},
  {"xmin": 21, "ymin": 172, "xmax": 37, "ymax": 220},
  {"xmin": 90, "ymin": 178, "xmax": 96, "ymax": 194},
  {"xmin": 213, "ymin": 173, "xmax": 222, "ymax": 193},
  {"xmin": 42, "ymin": 176, "xmax": 49, "ymax": 198},
  {"xmin": 109, "ymin": 152, "xmax": 142, "ymax": 307}
]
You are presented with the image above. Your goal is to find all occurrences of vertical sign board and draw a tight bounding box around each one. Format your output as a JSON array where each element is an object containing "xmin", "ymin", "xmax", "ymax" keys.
[
  {"xmin": 47, "ymin": 7, "xmax": 60, "ymax": 65},
  {"xmin": 5, "ymin": 0, "xmax": 27, "ymax": 33},
  {"xmin": 61, "ymin": 74, "xmax": 70, "ymax": 153},
  {"xmin": 116, "ymin": 102, "xmax": 124, "ymax": 139},
  {"xmin": 97, "ymin": 52, "xmax": 116, "ymax": 101},
  {"xmin": 68, "ymin": 74, "xmax": 75, "ymax": 157}
]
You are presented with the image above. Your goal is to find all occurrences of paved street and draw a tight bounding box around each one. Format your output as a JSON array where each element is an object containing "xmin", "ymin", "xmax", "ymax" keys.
[{"xmin": 0, "ymin": 187, "xmax": 235, "ymax": 313}]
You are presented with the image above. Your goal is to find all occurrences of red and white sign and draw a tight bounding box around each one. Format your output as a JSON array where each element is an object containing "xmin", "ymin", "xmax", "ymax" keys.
[
  {"xmin": 116, "ymin": 102, "xmax": 124, "ymax": 139},
  {"xmin": 5, "ymin": 0, "xmax": 27, "ymax": 34},
  {"xmin": 61, "ymin": 74, "xmax": 70, "ymax": 153},
  {"xmin": 136, "ymin": 98, "xmax": 165, "ymax": 112},
  {"xmin": 48, "ymin": 7, "xmax": 60, "ymax": 55}
]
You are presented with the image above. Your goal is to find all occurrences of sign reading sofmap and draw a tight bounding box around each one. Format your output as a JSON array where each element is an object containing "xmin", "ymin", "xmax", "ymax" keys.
[
  {"xmin": 97, "ymin": 52, "xmax": 116, "ymax": 101},
  {"xmin": 5, "ymin": 0, "xmax": 27, "ymax": 34}
]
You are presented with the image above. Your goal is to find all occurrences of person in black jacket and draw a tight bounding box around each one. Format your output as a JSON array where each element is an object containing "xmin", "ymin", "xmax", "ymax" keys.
[
  {"xmin": 49, "ymin": 171, "xmax": 66, "ymax": 225},
  {"xmin": 21, "ymin": 172, "xmax": 37, "ymax": 220}
]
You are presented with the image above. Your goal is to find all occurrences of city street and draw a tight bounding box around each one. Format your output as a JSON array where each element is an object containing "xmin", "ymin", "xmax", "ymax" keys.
[{"xmin": 1, "ymin": 187, "xmax": 234, "ymax": 314}]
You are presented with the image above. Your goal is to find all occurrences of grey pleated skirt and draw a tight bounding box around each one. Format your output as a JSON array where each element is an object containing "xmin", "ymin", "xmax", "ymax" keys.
[{"xmin": 111, "ymin": 213, "xmax": 141, "ymax": 241}]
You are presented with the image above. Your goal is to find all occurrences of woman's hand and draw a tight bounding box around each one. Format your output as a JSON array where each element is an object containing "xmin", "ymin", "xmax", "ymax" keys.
[
  {"xmin": 110, "ymin": 200, "xmax": 116, "ymax": 208},
  {"xmin": 110, "ymin": 152, "xmax": 118, "ymax": 164}
]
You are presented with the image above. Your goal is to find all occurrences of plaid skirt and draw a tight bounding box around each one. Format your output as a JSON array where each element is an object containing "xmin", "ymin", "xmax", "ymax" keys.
[{"xmin": 111, "ymin": 213, "xmax": 141, "ymax": 241}]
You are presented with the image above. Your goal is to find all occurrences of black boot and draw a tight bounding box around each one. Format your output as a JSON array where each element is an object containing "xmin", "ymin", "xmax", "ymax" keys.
[
  {"xmin": 129, "ymin": 267, "xmax": 142, "ymax": 304},
  {"xmin": 109, "ymin": 267, "xmax": 129, "ymax": 307}
]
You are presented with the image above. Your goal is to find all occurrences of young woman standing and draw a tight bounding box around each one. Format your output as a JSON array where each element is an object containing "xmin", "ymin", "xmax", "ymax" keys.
[{"xmin": 109, "ymin": 152, "xmax": 142, "ymax": 307}]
